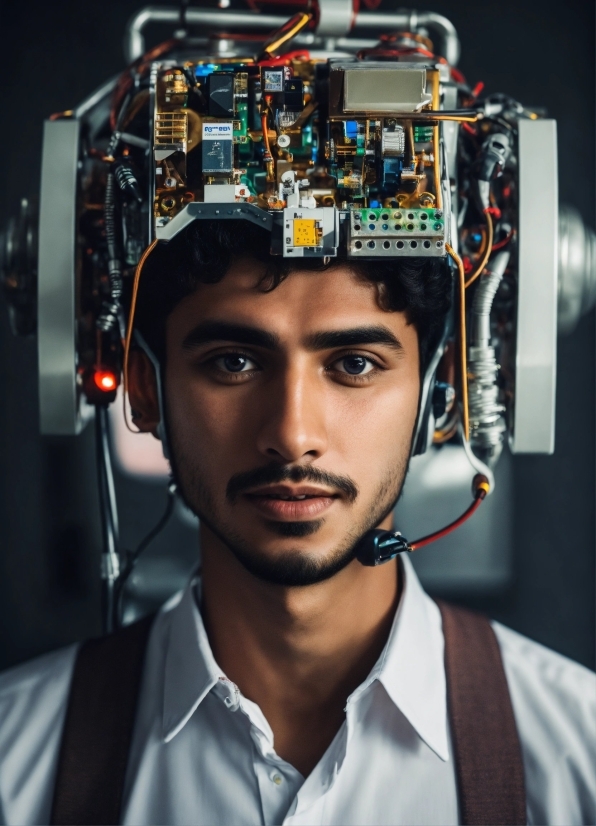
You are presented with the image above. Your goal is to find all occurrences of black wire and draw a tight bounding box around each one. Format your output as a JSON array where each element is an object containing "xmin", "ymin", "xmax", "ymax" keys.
[
  {"xmin": 115, "ymin": 482, "xmax": 176, "ymax": 625},
  {"xmin": 130, "ymin": 483, "xmax": 176, "ymax": 565},
  {"xmin": 95, "ymin": 405, "xmax": 120, "ymax": 634}
]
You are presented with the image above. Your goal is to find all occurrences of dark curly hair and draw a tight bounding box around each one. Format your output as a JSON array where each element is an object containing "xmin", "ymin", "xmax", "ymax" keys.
[{"xmin": 133, "ymin": 219, "xmax": 452, "ymax": 372}]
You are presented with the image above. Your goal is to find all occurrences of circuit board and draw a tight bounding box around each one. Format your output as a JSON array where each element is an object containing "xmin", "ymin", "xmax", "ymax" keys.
[{"xmin": 152, "ymin": 58, "xmax": 450, "ymax": 257}]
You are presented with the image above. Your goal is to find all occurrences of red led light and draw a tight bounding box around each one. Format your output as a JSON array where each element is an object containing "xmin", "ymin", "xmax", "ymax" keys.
[{"xmin": 93, "ymin": 370, "xmax": 118, "ymax": 392}]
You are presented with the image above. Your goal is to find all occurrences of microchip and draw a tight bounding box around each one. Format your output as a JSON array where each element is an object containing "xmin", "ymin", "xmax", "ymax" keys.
[
  {"xmin": 202, "ymin": 122, "xmax": 233, "ymax": 173},
  {"xmin": 206, "ymin": 73, "xmax": 234, "ymax": 118},
  {"xmin": 263, "ymin": 69, "xmax": 284, "ymax": 92},
  {"xmin": 293, "ymin": 219, "xmax": 320, "ymax": 247}
]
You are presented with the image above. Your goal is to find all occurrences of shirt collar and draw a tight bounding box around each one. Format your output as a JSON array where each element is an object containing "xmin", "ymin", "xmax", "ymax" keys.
[
  {"xmin": 161, "ymin": 557, "xmax": 449, "ymax": 761},
  {"xmin": 364, "ymin": 555, "xmax": 449, "ymax": 761},
  {"xmin": 162, "ymin": 577, "xmax": 222, "ymax": 742}
]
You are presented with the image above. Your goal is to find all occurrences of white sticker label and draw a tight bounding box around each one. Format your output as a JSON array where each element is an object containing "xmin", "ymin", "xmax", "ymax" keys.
[{"xmin": 202, "ymin": 122, "xmax": 233, "ymax": 140}]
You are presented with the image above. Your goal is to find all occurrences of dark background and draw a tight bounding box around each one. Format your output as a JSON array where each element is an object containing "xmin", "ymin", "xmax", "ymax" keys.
[{"xmin": 0, "ymin": 0, "xmax": 594, "ymax": 670}]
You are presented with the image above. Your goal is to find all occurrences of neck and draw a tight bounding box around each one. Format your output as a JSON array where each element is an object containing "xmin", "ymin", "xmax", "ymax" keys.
[{"xmin": 200, "ymin": 523, "xmax": 400, "ymax": 776}]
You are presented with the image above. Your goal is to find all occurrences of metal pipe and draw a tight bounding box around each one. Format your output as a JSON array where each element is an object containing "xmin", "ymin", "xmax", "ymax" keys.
[
  {"xmin": 352, "ymin": 11, "xmax": 460, "ymax": 65},
  {"xmin": 95, "ymin": 405, "xmax": 120, "ymax": 634},
  {"xmin": 125, "ymin": 6, "xmax": 460, "ymax": 65},
  {"xmin": 125, "ymin": 7, "xmax": 286, "ymax": 63},
  {"xmin": 467, "ymin": 252, "xmax": 510, "ymax": 467},
  {"xmin": 470, "ymin": 251, "xmax": 510, "ymax": 345}
]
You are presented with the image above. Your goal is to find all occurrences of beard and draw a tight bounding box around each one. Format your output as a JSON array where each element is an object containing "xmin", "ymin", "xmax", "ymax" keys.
[{"xmin": 168, "ymin": 431, "xmax": 410, "ymax": 588}]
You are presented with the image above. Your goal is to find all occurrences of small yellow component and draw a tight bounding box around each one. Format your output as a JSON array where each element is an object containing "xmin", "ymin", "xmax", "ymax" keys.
[{"xmin": 293, "ymin": 218, "xmax": 319, "ymax": 247}]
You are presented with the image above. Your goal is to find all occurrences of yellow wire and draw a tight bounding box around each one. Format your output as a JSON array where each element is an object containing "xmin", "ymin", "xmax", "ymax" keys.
[
  {"xmin": 122, "ymin": 239, "xmax": 158, "ymax": 433},
  {"xmin": 446, "ymin": 243, "xmax": 470, "ymax": 442},
  {"xmin": 465, "ymin": 210, "xmax": 494, "ymax": 288},
  {"xmin": 262, "ymin": 12, "xmax": 311, "ymax": 57}
]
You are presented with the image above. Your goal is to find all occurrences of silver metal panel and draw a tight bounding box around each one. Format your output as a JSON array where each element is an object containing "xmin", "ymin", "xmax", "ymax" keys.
[
  {"xmin": 344, "ymin": 67, "xmax": 430, "ymax": 113},
  {"xmin": 511, "ymin": 119, "xmax": 558, "ymax": 454},
  {"xmin": 38, "ymin": 119, "xmax": 82, "ymax": 435}
]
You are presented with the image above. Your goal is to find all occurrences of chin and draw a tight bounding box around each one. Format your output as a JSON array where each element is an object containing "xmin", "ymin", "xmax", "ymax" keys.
[
  {"xmin": 229, "ymin": 540, "xmax": 358, "ymax": 587},
  {"xmin": 262, "ymin": 519, "xmax": 325, "ymax": 537}
]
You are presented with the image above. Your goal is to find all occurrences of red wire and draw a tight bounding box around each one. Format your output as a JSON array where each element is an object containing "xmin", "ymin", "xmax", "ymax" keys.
[
  {"xmin": 462, "ymin": 122, "xmax": 478, "ymax": 137},
  {"xmin": 258, "ymin": 49, "xmax": 310, "ymax": 65},
  {"xmin": 450, "ymin": 67, "xmax": 467, "ymax": 85},
  {"xmin": 492, "ymin": 229, "xmax": 514, "ymax": 251},
  {"xmin": 409, "ymin": 494, "xmax": 485, "ymax": 550}
]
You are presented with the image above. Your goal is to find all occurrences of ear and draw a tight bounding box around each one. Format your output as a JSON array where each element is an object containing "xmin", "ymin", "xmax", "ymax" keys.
[{"xmin": 127, "ymin": 348, "xmax": 162, "ymax": 438}]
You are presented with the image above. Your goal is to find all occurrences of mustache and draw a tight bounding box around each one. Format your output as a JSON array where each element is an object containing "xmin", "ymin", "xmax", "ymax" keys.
[{"xmin": 226, "ymin": 462, "xmax": 359, "ymax": 503}]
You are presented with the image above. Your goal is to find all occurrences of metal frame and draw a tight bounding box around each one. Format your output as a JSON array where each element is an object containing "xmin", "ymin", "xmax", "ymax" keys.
[
  {"xmin": 511, "ymin": 119, "xmax": 558, "ymax": 454},
  {"xmin": 124, "ymin": 5, "xmax": 460, "ymax": 65},
  {"xmin": 38, "ymin": 119, "xmax": 91, "ymax": 435}
]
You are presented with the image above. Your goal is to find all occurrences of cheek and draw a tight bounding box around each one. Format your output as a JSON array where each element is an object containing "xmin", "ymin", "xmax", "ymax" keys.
[
  {"xmin": 165, "ymin": 364, "xmax": 259, "ymax": 465},
  {"xmin": 329, "ymin": 372, "xmax": 420, "ymax": 466}
]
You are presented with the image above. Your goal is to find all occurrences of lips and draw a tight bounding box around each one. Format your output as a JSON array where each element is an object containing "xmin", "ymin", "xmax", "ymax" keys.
[{"xmin": 244, "ymin": 484, "xmax": 337, "ymax": 520}]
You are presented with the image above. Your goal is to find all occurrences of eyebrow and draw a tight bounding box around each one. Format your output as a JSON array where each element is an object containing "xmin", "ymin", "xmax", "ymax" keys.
[
  {"xmin": 305, "ymin": 326, "xmax": 404, "ymax": 352},
  {"xmin": 182, "ymin": 321, "xmax": 280, "ymax": 351},
  {"xmin": 181, "ymin": 321, "xmax": 403, "ymax": 353}
]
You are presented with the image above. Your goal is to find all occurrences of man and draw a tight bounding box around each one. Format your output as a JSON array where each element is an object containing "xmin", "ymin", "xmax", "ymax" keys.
[{"xmin": 0, "ymin": 221, "xmax": 594, "ymax": 825}]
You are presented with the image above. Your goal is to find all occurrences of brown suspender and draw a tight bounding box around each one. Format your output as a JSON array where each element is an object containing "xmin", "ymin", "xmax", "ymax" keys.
[
  {"xmin": 436, "ymin": 600, "xmax": 526, "ymax": 825},
  {"xmin": 50, "ymin": 614, "xmax": 155, "ymax": 826},
  {"xmin": 50, "ymin": 603, "xmax": 526, "ymax": 825}
]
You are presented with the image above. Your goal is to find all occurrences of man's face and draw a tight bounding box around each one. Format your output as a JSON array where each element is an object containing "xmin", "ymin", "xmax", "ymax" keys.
[{"xmin": 162, "ymin": 258, "xmax": 420, "ymax": 585}]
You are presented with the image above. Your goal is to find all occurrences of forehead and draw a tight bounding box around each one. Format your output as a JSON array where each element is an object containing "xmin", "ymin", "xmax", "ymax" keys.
[{"xmin": 167, "ymin": 257, "xmax": 412, "ymax": 341}]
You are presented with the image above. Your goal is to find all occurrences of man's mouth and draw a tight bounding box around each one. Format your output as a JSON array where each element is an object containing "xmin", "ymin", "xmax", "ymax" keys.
[{"xmin": 244, "ymin": 485, "xmax": 337, "ymax": 520}]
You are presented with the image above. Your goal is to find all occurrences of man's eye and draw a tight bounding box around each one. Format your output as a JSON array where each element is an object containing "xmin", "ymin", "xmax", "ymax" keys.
[
  {"xmin": 214, "ymin": 354, "xmax": 259, "ymax": 373},
  {"xmin": 333, "ymin": 355, "xmax": 376, "ymax": 375}
]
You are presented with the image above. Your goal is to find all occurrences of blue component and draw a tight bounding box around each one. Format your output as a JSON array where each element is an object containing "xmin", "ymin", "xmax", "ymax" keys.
[
  {"xmin": 382, "ymin": 223, "xmax": 389, "ymax": 230},
  {"xmin": 195, "ymin": 63, "xmax": 219, "ymax": 77},
  {"xmin": 345, "ymin": 120, "xmax": 358, "ymax": 139},
  {"xmin": 382, "ymin": 159, "xmax": 403, "ymax": 189},
  {"xmin": 369, "ymin": 200, "xmax": 380, "ymax": 208},
  {"xmin": 368, "ymin": 223, "xmax": 376, "ymax": 230}
]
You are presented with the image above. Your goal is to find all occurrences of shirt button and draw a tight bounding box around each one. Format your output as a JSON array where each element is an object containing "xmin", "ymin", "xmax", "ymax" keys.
[{"xmin": 270, "ymin": 771, "xmax": 283, "ymax": 786}]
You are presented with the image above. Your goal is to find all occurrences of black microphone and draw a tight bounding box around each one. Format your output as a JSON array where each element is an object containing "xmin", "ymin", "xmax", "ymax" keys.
[{"xmin": 355, "ymin": 530, "xmax": 411, "ymax": 567}]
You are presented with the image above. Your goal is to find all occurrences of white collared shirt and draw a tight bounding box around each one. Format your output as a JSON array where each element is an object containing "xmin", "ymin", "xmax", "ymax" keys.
[{"xmin": 0, "ymin": 557, "xmax": 594, "ymax": 826}]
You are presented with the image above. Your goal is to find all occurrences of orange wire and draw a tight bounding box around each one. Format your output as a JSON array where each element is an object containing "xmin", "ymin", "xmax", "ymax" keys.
[
  {"xmin": 122, "ymin": 239, "xmax": 158, "ymax": 432},
  {"xmin": 446, "ymin": 243, "xmax": 470, "ymax": 443},
  {"xmin": 465, "ymin": 210, "xmax": 493, "ymax": 288}
]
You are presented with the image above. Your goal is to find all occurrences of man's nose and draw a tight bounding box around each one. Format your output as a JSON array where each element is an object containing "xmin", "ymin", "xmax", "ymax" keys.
[{"xmin": 255, "ymin": 361, "xmax": 328, "ymax": 463}]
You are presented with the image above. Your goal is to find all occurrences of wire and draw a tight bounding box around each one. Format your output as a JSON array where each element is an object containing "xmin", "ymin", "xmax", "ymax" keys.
[
  {"xmin": 122, "ymin": 239, "xmax": 158, "ymax": 432},
  {"xmin": 115, "ymin": 482, "xmax": 177, "ymax": 626},
  {"xmin": 131, "ymin": 483, "xmax": 176, "ymax": 566},
  {"xmin": 465, "ymin": 210, "xmax": 494, "ymax": 288},
  {"xmin": 95, "ymin": 404, "xmax": 120, "ymax": 634},
  {"xmin": 461, "ymin": 429, "xmax": 495, "ymax": 492},
  {"xmin": 491, "ymin": 227, "xmax": 514, "ymax": 251},
  {"xmin": 409, "ymin": 478, "xmax": 489, "ymax": 550},
  {"xmin": 445, "ymin": 243, "xmax": 470, "ymax": 442},
  {"xmin": 259, "ymin": 11, "xmax": 312, "ymax": 59}
]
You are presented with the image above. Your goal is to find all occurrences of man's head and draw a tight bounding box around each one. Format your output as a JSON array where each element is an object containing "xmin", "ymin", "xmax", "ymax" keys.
[{"xmin": 128, "ymin": 221, "xmax": 451, "ymax": 587}]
